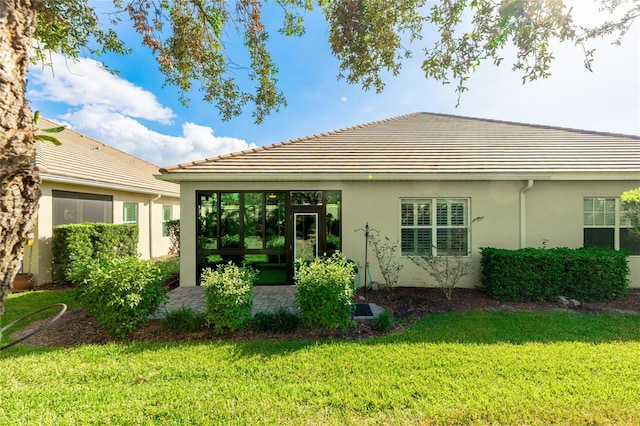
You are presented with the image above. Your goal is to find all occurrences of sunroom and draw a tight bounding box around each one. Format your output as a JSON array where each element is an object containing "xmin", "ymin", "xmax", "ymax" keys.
[{"xmin": 196, "ymin": 190, "xmax": 341, "ymax": 284}]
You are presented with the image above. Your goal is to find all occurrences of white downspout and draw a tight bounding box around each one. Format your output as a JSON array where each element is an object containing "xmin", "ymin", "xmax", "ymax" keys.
[
  {"xmin": 149, "ymin": 193, "xmax": 161, "ymax": 259},
  {"xmin": 520, "ymin": 180, "xmax": 534, "ymax": 248}
]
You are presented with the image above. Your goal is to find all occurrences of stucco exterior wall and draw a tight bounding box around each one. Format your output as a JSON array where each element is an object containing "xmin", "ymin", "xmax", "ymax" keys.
[
  {"xmin": 179, "ymin": 179, "xmax": 640, "ymax": 289},
  {"xmin": 28, "ymin": 182, "xmax": 180, "ymax": 286}
]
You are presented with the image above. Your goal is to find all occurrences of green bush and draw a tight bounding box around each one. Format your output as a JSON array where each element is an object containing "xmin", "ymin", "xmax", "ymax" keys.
[
  {"xmin": 252, "ymin": 308, "xmax": 300, "ymax": 333},
  {"xmin": 71, "ymin": 256, "xmax": 170, "ymax": 337},
  {"xmin": 51, "ymin": 225, "xmax": 93, "ymax": 282},
  {"xmin": 481, "ymin": 247, "xmax": 629, "ymax": 302},
  {"xmin": 52, "ymin": 223, "xmax": 139, "ymax": 282},
  {"xmin": 372, "ymin": 309, "xmax": 395, "ymax": 332},
  {"xmin": 294, "ymin": 252, "xmax": 355, "ymax": 331},
  {"xmin": 90, "ymin": 223, "xmax": 138, "ymax": 258},
  {"xmin": 161, "ymin": 306, "xmax": 207, "ymax": 332},
  {"xmin": 201, "ymin": 263, "xmax": 257, "ymax": 334}
]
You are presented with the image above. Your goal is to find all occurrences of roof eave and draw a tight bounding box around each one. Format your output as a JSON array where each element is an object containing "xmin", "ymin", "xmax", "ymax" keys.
[
  {"xmin": 155, "ymin": 171, "xmax": 640, "ymax": 183},
  {"xmin": 41, "ymin": 173, "xmax": 180, "ymax": 198}
]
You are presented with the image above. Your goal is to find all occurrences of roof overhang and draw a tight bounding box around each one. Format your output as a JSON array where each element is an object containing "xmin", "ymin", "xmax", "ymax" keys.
[
  {"xmin": 155, "ymin": 172, "xmax": 640, "ymax": 183},
  {"xmin": 41, "ymin": 173, "xmax": 180, "ymax": 198}
]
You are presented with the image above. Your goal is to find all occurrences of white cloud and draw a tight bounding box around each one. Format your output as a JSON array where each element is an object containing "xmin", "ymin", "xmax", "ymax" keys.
[
  {"xmin": 28, "ymin": 52, "xmax": 254, "ymax": 165},
  {"xmin": 340, "ymin": 96, "xmax": 348, "ymax": 102},
  {"xmin": 60, "ymin": 106, "xmax": 255, "ymax": 166},
  {"xmin": 29, "ymin": 53, "xmax": 174, "ymax": 123}
]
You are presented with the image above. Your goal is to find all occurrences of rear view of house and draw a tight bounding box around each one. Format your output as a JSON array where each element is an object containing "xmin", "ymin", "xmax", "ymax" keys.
[
  {"xmin": 157, "ymin": 112, "xmax": 640, "ymax": 288},
  {"xmin": 26, "ymin": 119, "xmax": 180, "ymax": 286}
]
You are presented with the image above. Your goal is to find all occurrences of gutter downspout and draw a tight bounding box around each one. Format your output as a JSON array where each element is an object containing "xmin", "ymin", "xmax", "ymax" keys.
[
  {"xmin": 520, "ymin": 180, "xmax": 534, "ymax": 248},
  {"xmin": 149, "ymin": 193, "xmax": 162, "ymax": 259}
]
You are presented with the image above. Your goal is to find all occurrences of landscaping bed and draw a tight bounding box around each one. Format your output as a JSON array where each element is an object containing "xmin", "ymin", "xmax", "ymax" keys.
[{"xmin": 12, "ymin": 286, "xmax": 640, "ymax": 348}]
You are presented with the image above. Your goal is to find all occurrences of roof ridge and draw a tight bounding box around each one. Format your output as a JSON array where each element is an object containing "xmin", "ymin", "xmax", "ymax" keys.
[{"xmin": 417, "ymin": 111, "xmax": 640, "ymax": 139}]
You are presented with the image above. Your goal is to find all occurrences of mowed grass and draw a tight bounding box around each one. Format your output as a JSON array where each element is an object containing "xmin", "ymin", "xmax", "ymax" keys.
[{"xmin": 2, "ymin": 292, "xmax": 640, "ymax": 424}]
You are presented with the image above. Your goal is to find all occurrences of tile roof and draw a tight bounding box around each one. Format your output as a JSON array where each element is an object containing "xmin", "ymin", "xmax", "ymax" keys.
[
  {"xmin": 159, "ymin": 112, "xmax": 640, "ymax": 180},
  {"xmin": 36, "ymin": 118, "xmax": 179, "ymax": 196}
]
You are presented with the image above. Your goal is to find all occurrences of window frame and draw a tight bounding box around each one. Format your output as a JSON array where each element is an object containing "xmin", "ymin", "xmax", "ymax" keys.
[
  {"xmin": 162, "ymin": 205, "xmax": 172, "ymax": 237},
  {"xmin": 52, "ymin": 190, "xmax": 113, "ymax": 226},
  {"xmin": 400, "ymin": 197, "xmax": 470, "ymax": 257},
  {"xmin": 583, "ymin": 197, "xmax": 640, "ymax": 255},
  {"xmin": 123, "ymin": 202, "xmax": 138, "ymax": 224}
]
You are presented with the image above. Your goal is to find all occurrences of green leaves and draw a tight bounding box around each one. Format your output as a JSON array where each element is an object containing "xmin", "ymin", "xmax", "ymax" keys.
[
  {"xmin": 73, "ymin": 256, "xmax": 171, "ymax": 338},
  {"xmin": 27, "ymin": 1, "xmax": 638, "ymax": 123},
  {"xmin": 201, "ymin": 263, "xmax": 257, "ymax": 333},
  {"xmin": 325, "ymin": 0, "xmax": 427, "ymax": 93},
  {"xmin": 621, "ymin": 187, "xmax": 640, "ymax": 238},
  {"xmin": 33, "ymin": 111, "xmax": 65, "ymax": 146},
  {"xmin": 294, "ymin": 252, "xmax": 355, "ymax": 331},
  {"xmin": 480, "ymin": 247, "xmax": 630, "ymax": 302}
]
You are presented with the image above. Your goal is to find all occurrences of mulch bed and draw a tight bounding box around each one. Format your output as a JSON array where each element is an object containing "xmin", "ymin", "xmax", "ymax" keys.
[{"xmin": 9, "ymin": 286, "xmax": 640, "ymax": 348}]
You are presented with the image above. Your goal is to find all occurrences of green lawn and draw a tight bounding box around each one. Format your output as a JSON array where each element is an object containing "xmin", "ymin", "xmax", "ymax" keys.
[{"xmin": 2, "ymin": 291, "xmax": 640, "ymax": 424}]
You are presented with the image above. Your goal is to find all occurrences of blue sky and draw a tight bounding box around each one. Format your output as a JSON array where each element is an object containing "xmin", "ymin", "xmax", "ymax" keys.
[{"xmin": 27, "ymin": 1, "xmax": 639, "ymax": 167}]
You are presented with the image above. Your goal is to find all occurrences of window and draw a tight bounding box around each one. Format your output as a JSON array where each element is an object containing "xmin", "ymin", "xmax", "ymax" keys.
[
  {"xmin": 162, "ymin": 205, "xmax": 172, "ymax": 237},
  {"xmin": 123, "ymin": 203, "xmax": 137, "ymax": 224},
  {"xmin": 401, "ymin": 198, "xmax": 469, "ymax": 256},
  {"xmin": 52, "ymin": 190, "xmax": 113, "ymax": 226},
  {"xmin": 584, "ymin": 197, "xmax": 640, "ymax": 255}
]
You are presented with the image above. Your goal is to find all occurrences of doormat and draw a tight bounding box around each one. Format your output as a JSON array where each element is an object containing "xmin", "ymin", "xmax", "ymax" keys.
[{"xmin": 353, "ymin": 303, "xmax": 373, "ymax": 317}]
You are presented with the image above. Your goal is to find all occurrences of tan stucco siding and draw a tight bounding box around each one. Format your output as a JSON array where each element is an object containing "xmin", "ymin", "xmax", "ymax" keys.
[
  {"xmin": 179, "ymin": 179, "xmax": 640, "ymax": 289},
  {"xmin": 524, "ymin": 180, "xmax": 640, "ymax": 285},
  {"xmin": 339, "ymin": 180, "xmax": 523, "ymax": 288},
  {"xmin": 32, "ymin": 182, "xmax": 179, "ymax": 285}
]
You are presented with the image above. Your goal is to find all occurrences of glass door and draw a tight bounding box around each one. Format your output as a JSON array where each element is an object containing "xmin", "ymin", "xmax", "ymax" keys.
[{"xmin": 294, "ymin": 213, "xmax": 318, "ymax": 263}]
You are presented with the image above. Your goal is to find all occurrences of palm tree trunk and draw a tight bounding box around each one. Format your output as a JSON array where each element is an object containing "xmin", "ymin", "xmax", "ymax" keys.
[{"xmin": 0, "ymin": 0, "xmax": 40, "ymax": 317}]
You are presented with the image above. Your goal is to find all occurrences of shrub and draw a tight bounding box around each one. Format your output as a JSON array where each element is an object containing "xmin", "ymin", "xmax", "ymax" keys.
[
  {"xmin": 294, "ymin": 252, "xmax": 355, "ymax": 331},
  {"xmin": 51, "ymin": 224, "xmax": 93, "ymax": 282},
  {"xmin": 52, "ymin": 223, "xmax": 139, "ymax": 282},
  {"xmin": 161, "ymin": 306, "xmax": 207, "ymax": 332},
  {"xmin": 369, "ymin": 233, "xmax": 403, "ymax": 290},
  {"xmin": 165, "ymin": 219, "xmax": 181, "ymax": 255},
  {"xmin": 71, "ymin": 256, "xmax": 170, "ymax": 337},
  {"xmin": 480, "ymin": 247, "xmax": 629, "ymax": 302},
  {"xmin": 201, "ymin": 263, "xmax": 257, "ymax": 333},
  {"xmin": 372, "ymin": 309, "xmax": 395, "ymax": 332},
  {"xmin": 408, "ymin": 250, "xmax": 471, "ymax": 300},
  {"xmin": 252, "ymin": 308, "xmax": 300, "ymax": 333}
]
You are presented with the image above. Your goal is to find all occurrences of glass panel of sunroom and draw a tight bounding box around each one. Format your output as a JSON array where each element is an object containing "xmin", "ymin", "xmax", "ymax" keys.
[
  {"xmin": 244, "ymin": 193, "xmax": 264, "ymax": 250},
  {"xmin": 220, "ymin": 193, "xmax": 242, "ymax": 264},
  {"xmin": 326, "ymin": 191, "xmax": 341, "ymax": 251},
  {"xmin": 197, "ymin": 192, "xmax": 217, "ymax": 249}
]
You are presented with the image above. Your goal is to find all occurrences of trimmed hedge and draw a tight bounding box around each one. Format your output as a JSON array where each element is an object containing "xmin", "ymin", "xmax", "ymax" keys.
[
  {"xmin": 480, "ymin": 247, "xmax": 629, "ymax": 302},
  {"xmin": 52, "ymin": 223, "xmax": 139, "ymax": 282}
]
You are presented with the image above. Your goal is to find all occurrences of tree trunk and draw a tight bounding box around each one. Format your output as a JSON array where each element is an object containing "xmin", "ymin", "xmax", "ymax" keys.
[{"xmin": 0, "ymin": 0, "xmax": 39, "ymax": 318}]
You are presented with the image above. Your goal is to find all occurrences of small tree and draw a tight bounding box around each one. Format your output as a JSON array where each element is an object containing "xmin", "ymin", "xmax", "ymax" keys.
[
  {"xmin": 369, "ymin": 233, "xmax": 403, "ymax": 290},
  {"xmin": 408, "ymin": 249, "xmax": 471, "ymax": 300},
  {"xmin": 621, "ymin": 188, "xmax": 640, "ymax": 237}
]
